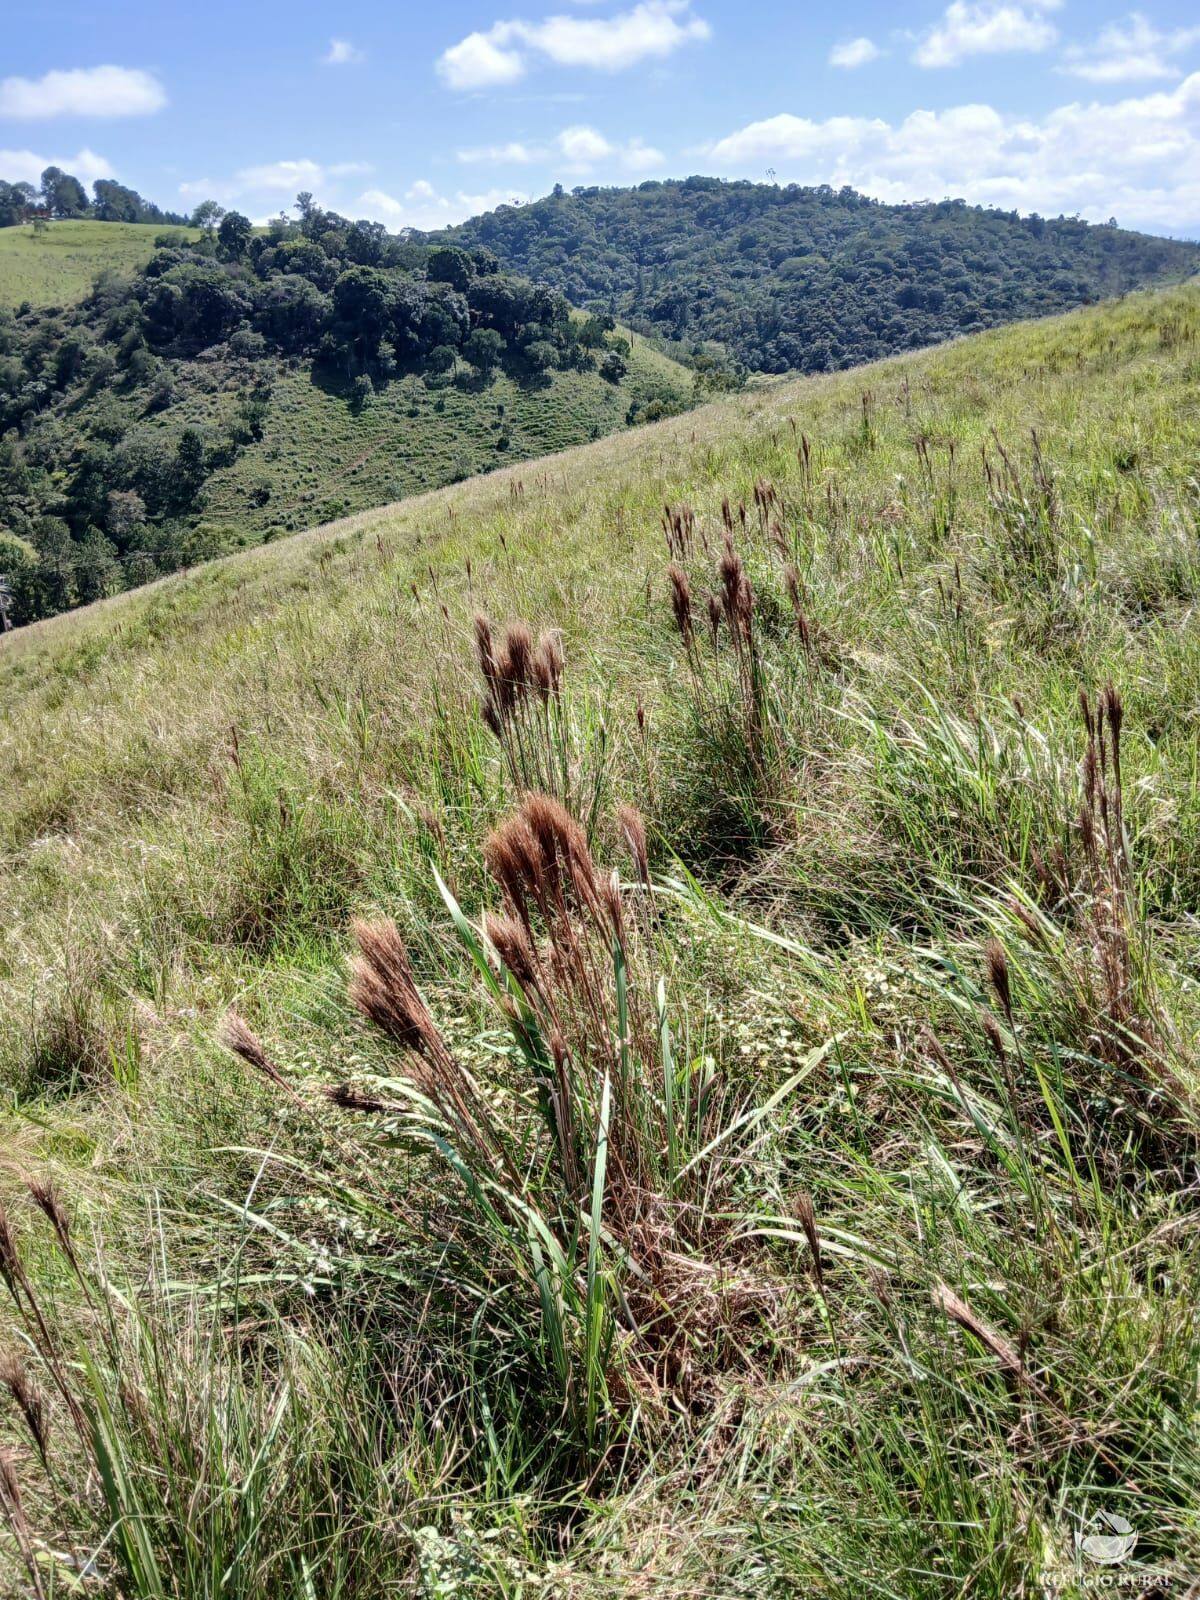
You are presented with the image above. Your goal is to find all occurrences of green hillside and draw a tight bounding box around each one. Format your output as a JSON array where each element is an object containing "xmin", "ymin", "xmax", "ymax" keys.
[
  {"xmin": 198, "ymin": 330, "xmax": 690, "ymax": 532},
  {"xmin": 441, "ymin": 177, "xmax": 1200, "ymax": 372},
  {"xmin": 0, "ymin": 214, "xmax": 693, "ymax": 627},
  {"xmin": 0, "ymin": 219, "xmax": 198, "ymax": 307},
  {"xmin": 3, "ymin": 286, "xmax": 1200, "ymax": 1595}
]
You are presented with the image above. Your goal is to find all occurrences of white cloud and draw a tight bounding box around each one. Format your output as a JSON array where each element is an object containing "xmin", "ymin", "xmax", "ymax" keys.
[
  {"xmin": 705, "ymin": 72, "xmax": 1200, "ymax": 232},
  {"xmin": 358, "ymin": 181, "xmax": 531, "ymax": 230},
  {"xmin": 178, "ymin": 158, "xmax": 372, "ymax": 214},
  {"xmin": 914, "ymin": 2, "xmax": 1061, "ymax": 69},
  {"xmin": 235, "ymin": 158, "xmax": 370, "ymax": 192},
  {"xmin": 438, "ymin": 32, "xmax": 525, "ymax": 89},
  {"xmin": 0, "ymin": 65, "xmax": 167, "ymax": 119},
  {"xmin": 830, "ymin": 37, "xmax": 880, "ymax": 69},
  {"xmin": 324, "ymin": 39, "xmax": 366, "ymax": 66},
  {"xmin": 557, "ymin": 123, "xmax": 611, "ymax": 163},
  {"xmin": 1060, "ymin": 13, "xmax": 1200, "ymax": 84},
  {"xmin": 436, "ymin": 0, "xmax": 710, "ymax": 89},
  {"xmin": 0, "ymin": 146, "xmax": 114, "ymax": 187},
  {"xmin": 457, "ymin": 124, "xmax": 665, "ymax": 172},
  {"xmin": 621, "ymin": 137, "xmax": 666, "ymax": 172}
]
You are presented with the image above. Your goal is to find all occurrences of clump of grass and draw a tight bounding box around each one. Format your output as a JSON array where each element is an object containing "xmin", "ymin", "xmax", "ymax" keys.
[
  {"xmin": 0, "ymin": 949, "xmax": 135, "ymax": 1102},
  {"xmin": 0, "ymin": 1178, "xmax": 430, "ymax": 1597},
  {"xmin": 472, "ymin": 612, "xmax": 612, "ymax": 836},
  {"xmin": 970, "ymin": 684, "xmax": 1194, "ymax": 1158},
  {"xmin": 658, "ymin": 510, "xmax": 833, "ymax": 864},
  {"xmin": 228, "ymin": 793, "xmax": 816, "ymax": 1461}
]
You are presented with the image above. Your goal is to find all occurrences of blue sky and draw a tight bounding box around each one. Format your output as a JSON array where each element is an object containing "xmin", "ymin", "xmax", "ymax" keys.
[{"xmin": 2, "ymin": 1, "xmax": 1199, "ymax": 235}]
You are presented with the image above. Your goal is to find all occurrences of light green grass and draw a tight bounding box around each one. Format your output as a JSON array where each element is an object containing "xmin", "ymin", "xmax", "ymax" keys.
[
  {"xmin": 1, "ymin": 286, "xmax": 1199, "ymax": 1596},
  {"xmin": 195, "ymin": 327, "xmax": 693, "ymax": 539},
  {"xmin": 0, "ymin": 220, "xmax": 199, "ymax": 307}
]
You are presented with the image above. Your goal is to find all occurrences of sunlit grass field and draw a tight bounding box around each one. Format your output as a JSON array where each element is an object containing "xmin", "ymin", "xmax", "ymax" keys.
[
  {"xmin": 189, "ymin": 330, "xmax": 694, "ymax": 539},
  {"xmin": 1, "ymin": 283, "xmax": 1199, "ymax": 1596},
  {"xmin": 0, "ymin": 220, "xmax": 200, "ymax": 307}
]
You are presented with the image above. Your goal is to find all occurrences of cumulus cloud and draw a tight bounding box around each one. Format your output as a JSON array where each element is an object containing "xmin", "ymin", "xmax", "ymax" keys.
[
  {"xmin": 705, "ymin": 73, "xmax": 1200, "ymax": 232},
  {"xmin": 357, "ymin": 180, "xmax": 532, "ymax": 229},
  {"xmin": 323, "ymin": 39, "xmax": 366, "ymax": 66},
  {"xmin": 438, "ymin": 32, "xmax": 525, "ymax": 90},
  {"xmin": 457, "ymin": 124, "xmax": 665, "ymax": 172},
  {"xmin": 556, "ymin": 123, "xmax": 612, "ymax": 163},
  {"xmin": 913, "ymin": 2, "xmax": 1061, "ymax": 69},
  {"xmin": 830, "ymin": 37, "xmax": 881, "ymax": 69},
  {"xmin": 436, "ymin": 0, "xmax": 710, "ymax": 89},
  {"xmin": 178, "ymin": 158, "xmax": 372, "ymax": 213},
  {"xmin": 1060, "ymin": 13, "xmax": 1200, "ymax": 84},
  {"xmin": 0, "ymin": 65, "xmax": 166, "ymax": 119},
  {"xmin": 0, "ymin": 146, "xmax": 114, "ymax": 187},
  {"xmin": 620, "ymin": 137, "xmax": 667, "ymax": 172}
]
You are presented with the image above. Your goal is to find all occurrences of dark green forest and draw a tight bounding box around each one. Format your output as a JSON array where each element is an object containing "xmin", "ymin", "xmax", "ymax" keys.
[
  {"xmin": 440, "ymin": 177, "xmax": 1200, "ymax": 373},
  {"xmin": 0, "ymin": 194, "xmax": 640, "ymax": 627}
]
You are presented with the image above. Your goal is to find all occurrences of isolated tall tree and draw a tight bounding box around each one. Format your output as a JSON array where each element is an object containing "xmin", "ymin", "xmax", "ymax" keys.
[
  {"xmin": 295, "ymin": 191, "xmax": 319, "ymax": 234},
  {"xmin": 218, "ymin": 210, "xmax": 252, "ymax": 258},
  {"xmin": 190, "ymin": 199, "xmax": 226, "ymax": 231}
]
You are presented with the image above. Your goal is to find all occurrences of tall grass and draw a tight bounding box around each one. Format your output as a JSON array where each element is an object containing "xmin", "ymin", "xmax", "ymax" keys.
[{"xmin": 3, "ymin": 286, "xmax": 1200, "ymax": 1595}]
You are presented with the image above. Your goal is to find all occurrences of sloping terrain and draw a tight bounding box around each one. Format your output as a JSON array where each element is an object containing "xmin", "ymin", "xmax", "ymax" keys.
[
  {"xmin": 1, "ymin": 286, "xmax": 1199, "ymax": 1596},
  {"xmin": 0, "ymin": 219, "xmax": 199, "ymax": 307},
  {"xmin": 0, "ymin": 217, "xmax": 692, "ymax": 626},
  {"xmin": 442, "ymin": 177, "xmax": 1200, "ymax": 371}
]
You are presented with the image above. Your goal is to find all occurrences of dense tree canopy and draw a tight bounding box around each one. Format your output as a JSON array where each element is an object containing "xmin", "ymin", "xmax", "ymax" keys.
[
  {"xmin": 439, "ymin": 178, "xmax": 1200, "ymax": 374},
  {"xmin": 0, "ymin": 192, "xmax": 632, "ymax": 627}
]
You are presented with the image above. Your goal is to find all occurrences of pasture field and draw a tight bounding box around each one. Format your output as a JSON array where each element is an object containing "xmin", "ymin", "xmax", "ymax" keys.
[{"xmin": 0, "ymin": 220, "xmax": 199, "ymax": 307}]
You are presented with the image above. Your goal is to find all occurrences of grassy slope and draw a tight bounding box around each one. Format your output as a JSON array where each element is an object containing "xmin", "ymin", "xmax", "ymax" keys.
[
  {"xmin": 0, "ymin": 219, "xmax": 199, "ymax": 306},
  {"xmin": 182, "ymin": 330, "xmax": 692, "ymax": 540},
  {"xmin": 2, "ymin": 287, "xmax": 1200, "ymax": 1594}
]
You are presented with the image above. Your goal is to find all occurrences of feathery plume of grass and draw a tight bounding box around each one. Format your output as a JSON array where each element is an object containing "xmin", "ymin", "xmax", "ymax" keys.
[
  {"xmin": 984, "ymin": 938, "xmax": 1014, "ymax": 1029},
  {"xmin": 0, "ymin": 1208, "xmax": 22, "ymax": 1311},
  {"xmin": 0, "ymin": 1353, "xmax": 50, "ymax": 1468},
  {"xmin": 667, "ymin": 564, "xmax": 693, "ymax": 646},
  {"xmin": 348, "ymin": 918, "xmax": 510, "ymax": 1180},
  {"xmin": 222, "ymin": 1011, "xmax": 303, "ymax": 1103},
  {"xmin": 472, "ymin": 611, "xmax": 606, "ymax": 830},
  {"xmin": 25, "ymin": 1177, "xmax": 80, "ymax": 1281}
]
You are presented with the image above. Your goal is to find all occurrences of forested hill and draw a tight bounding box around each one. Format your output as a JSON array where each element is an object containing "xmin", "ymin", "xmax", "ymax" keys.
[
  {"xmin": 439, "ymin": 177, "xmax": 1200, "ymax": 373},
  {"xmin": 0, "ymin": 206, "xmax": 690, "ymax": 628}
]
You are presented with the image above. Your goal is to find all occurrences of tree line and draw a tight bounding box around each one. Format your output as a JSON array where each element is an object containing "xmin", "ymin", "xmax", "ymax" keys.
[{"xmin": 0, "ymin": 167, "xmax": 190, "ymax": 228}]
